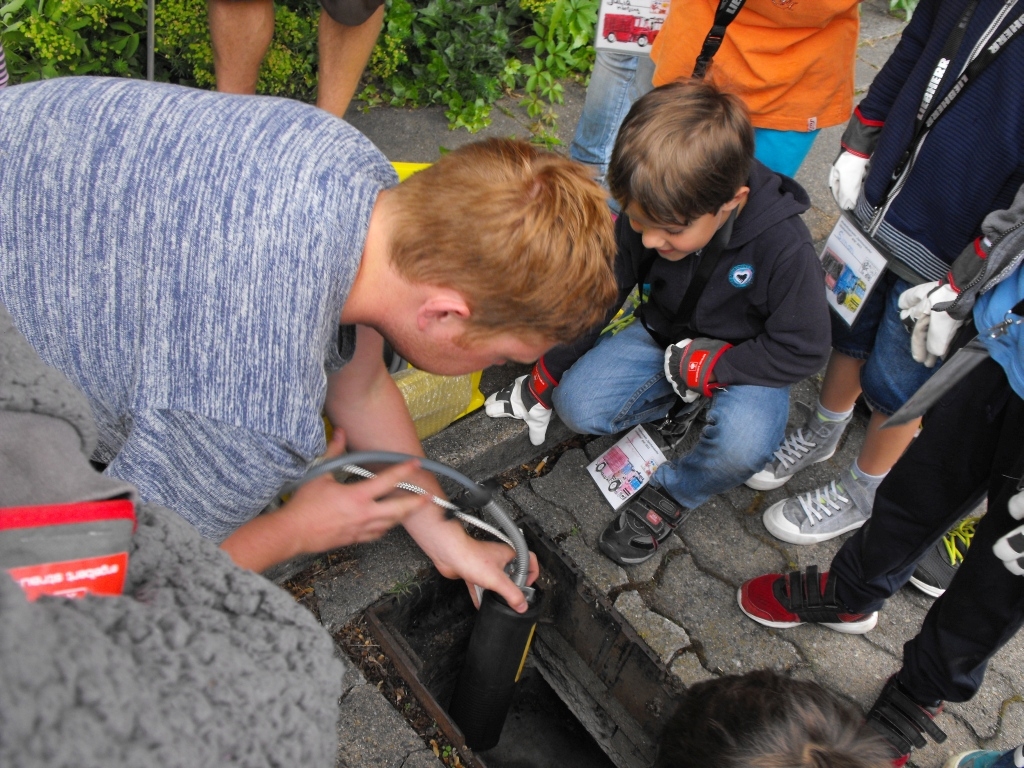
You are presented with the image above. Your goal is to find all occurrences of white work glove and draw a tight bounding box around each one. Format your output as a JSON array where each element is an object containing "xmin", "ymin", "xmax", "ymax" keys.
[
  {"xmin": 898, "ymin": 282, "xmax": 962, "ymax": 368},
  {"xmin": 484, "ymin": 363, "xmax": 556, "ymax": 446},
  {"xmin": 828, "ymin": 151, "xmax": 870, "ymax": 211},
  {"xmin": 993, "ymin": 489, "xmax": 1024, "ymax": 577},
  {"xmin": 663, "ymin": 337, "xmax": 731, "ymax": 401}
]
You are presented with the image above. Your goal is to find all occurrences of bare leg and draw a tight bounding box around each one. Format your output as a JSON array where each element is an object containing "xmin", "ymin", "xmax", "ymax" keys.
[
  {"xmin": 818, "ymin": 351, "xmax": 921, "ymax": 475},
  {"xmin": 858, "ymin": 410, "xmax": 921, "ymax": 475},
  {"xmin": 818, "ymin": 350, "xmax": 866, "ymax": 412},
  {"xmin": 316, "ymin": 5, "xmax": 385, "ymax": 118},
  {"xmin": 208, "ymin": 0, "xmax": 275, "ymax": 94}
]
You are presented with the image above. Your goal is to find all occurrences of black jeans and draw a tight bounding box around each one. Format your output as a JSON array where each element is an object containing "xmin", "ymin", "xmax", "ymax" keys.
[{"xmin": 831, "ymin": 357, "xmax": 1024, "ymax": 704}]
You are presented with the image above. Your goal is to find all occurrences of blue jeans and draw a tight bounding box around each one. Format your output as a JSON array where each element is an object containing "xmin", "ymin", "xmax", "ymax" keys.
[
  {"xmin": 551, "ymin": 321, "xmax": 790, "ymax": 509},
  {"xmin": 570, "ymin": 51, "xmax": 655, "ymax": 204},
  {"xmin": 831, "ymin": 272, "xmax": 941, "ymax": 415}
]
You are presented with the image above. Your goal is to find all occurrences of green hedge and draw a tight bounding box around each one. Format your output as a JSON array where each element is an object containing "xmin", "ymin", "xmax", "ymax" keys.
[{"xmin": 1, "ymin": 0, "xmax": 597, "ymax": 133}]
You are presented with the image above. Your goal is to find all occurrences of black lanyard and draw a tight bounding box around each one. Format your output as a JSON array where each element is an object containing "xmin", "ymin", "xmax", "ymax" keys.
[
  {"xmin": 693, "ymin": 0, "xmax": 749, "ymax": 79},
  {"xmin": 889, "ymin": 0, "xmax": 1024, "ymax": 186},
  {"xmin": 635, "ymin": 209, "xmax": 738, "ymax": 348},
  {"xmin": 913, "ymin": 0, "xmax": 980, "ymax": 139},
  {"xmin": 922, "ymin": 4, "xmax": 1024, "ymax": 133}
]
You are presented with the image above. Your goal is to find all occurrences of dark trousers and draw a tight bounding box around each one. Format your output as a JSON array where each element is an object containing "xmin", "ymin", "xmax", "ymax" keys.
[{"xmin": 831, "ymin": 358, "xmax": 1024, "ymax": 704}]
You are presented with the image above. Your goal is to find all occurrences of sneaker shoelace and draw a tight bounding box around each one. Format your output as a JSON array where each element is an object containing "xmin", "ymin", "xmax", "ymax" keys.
[
  {"xmin": 797, "ymin": 480, "xmax": 849, "ymax": 525},
  {"xmin": 941, "ymin": 516, "xmax": 979, "ymax": 566},
  {"xmin": 772, "ymin": 428, "xmax": 817, "ymax": 469}
]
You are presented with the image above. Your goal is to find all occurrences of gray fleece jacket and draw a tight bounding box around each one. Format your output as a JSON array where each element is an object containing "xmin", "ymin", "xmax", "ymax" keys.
[
  {"xmin": 945, "ymin": 182, "xmax": 1024, "ymax": 321},
  {"xmin": 0, "ymin": 302, "xmax": 345, "ymax": 768}
]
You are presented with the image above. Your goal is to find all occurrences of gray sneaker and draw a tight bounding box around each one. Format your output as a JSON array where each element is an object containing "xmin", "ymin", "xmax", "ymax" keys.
[
  {"xmin": 762, "ymin": 468, "xmax": 877, "ymax": 545},
  {"xmin": 746, "ymin": 405, "xmax": 852, "ymax": 491},
  {"xmin": 909, "ymin": 516, "xmax": 980, "ymax": 597}
]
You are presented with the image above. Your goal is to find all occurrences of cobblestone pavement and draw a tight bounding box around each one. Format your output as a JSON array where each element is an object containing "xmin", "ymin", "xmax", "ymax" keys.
[{"xmin": 295, "ymin": 3, "xmax": 1024, "ymax": 765}]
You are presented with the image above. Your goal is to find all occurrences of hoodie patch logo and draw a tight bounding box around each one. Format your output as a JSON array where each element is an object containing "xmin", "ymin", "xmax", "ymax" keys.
[{"xmin": 729, "ymin": 264, "xmax": 754, "ymax": 288}]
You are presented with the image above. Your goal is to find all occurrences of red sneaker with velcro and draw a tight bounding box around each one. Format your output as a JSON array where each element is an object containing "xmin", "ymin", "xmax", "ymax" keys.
[{"xmin": 737, "ymin": 565, "xmax": 878, "ymax": 634}]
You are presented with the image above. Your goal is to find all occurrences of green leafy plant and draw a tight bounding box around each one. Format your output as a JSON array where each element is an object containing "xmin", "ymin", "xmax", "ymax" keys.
[
  {"xmin": 155, "ymin": 0, "xmax": 319, "ymax": 97},
  {"xmin": 518, "ymin": 0, "xmax": 597, "ymax": 136},
  {"xmin": 1, "ymin": 0, "xmax": 146, "ymax": 80},
  {"xmin": 362, "ymin": 0, "xmax": 527, "ymax": 132},
  {"xmin": 888, "ymin": 0, "xmax": 917, "ymax": 21},
  {"xmin": 361, "ymin": 0, "xmax": 595, "ymax": 133},
  {"xmin": 386, "ymin": 575, "xmax": 420, "ymax": 597},
  {"xmin": 2, "ymin": 0, "xmax": 600, "ymax": 135},
  {"xmin": 3, "ymin": 0, "xmax": 319, "ymax": 98}
]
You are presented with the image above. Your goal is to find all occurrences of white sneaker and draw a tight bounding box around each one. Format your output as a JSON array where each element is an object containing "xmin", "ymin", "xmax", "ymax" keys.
[{"xmin": 763, "ymin": 469, "xmax": 877, "ymax": 545}]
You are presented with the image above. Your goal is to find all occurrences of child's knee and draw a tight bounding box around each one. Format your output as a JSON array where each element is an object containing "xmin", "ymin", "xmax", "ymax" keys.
[
  {"xmin": 552, "ymin": 384, "xmax": 614, "ymax": 435},
  {"xmin": 708, "ymin": 429, "xmax": 779, "ymax": 477},
  {"xmin": 708, "ymin": 393, "xmax": 786, "ymax": 459}
]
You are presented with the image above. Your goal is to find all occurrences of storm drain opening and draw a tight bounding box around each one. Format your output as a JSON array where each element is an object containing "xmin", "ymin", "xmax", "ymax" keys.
[{"xmin": 363, "ymin": 518, "xmax": 684, "ymax": 768}]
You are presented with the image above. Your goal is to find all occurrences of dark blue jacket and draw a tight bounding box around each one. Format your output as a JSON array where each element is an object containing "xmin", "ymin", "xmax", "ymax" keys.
[
  {"xmin": 544, "ymin": 161, "xmax": 831, "ymax": 388},
  {"xmin": 854, "ymin": 0, "xmax": 1024, "ymax": 281}
]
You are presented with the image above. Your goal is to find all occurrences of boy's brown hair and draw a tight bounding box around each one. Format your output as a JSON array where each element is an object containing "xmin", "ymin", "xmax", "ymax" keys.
[
  {"xmin": 656, "ymin": 670, "xmax": 892, "ymax": 768},
  {"xmin": 607, "ymin": 79, "xmax": 755, "ymax": 226},
  {"xmin": 385, "ymin": 139, "xmax": 618, "ymax": 344}
]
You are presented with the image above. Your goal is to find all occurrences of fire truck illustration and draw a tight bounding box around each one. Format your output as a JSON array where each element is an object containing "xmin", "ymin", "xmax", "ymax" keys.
[
  {"xmin": 602, "ymin": 13, "xmax": 661, "ymax": 46},
  {"xmin": 595, "ymin": 446, "xmax": 646, "ymax": 499}
]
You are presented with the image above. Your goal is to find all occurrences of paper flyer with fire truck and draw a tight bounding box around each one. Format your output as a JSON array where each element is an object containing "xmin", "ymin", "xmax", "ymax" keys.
[
  {"xmin": 594, "ymin": 0, "xmax": 670, "ymax": 56},
  {"xmin": 587, "ymin": 425, "xmax": 667, "ymax": 509}
]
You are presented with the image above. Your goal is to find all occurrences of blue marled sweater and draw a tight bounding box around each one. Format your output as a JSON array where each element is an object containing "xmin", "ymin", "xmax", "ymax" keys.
[{"xmin": 0, "ymin": 77, "xmax": 398, "ymax": 540}]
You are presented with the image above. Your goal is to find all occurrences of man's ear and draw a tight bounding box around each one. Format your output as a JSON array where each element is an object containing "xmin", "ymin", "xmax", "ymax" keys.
[
  {"xmin": 415, "ymin": 291, "xmax": 471, "ymax": 332},
  {"xmin": 720, "ymin": 186, "xmax": 750, "ymax": 214}
]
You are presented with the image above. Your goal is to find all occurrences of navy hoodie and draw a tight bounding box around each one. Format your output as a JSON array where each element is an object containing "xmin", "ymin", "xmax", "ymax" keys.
[
  {"xmin": 854, "ymin": 0, "xmax": 1024, "ymax": 282},
  {"xmin": 544, "ymin": 160, "xmax": 831, "ymax": 388}
]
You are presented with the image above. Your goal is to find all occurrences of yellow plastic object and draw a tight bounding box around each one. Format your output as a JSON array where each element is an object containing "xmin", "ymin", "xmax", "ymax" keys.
[
  {"xmin": 392, "ymin": 162, "xmax": 432, "ymax": 182},
  {"xmin": 392, "ymin": 368, "xmax": 485, "ymax": 440}
]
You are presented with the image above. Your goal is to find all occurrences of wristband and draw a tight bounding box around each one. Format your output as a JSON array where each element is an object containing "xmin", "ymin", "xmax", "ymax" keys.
[{"xmin": 526, "ymin": 358, "xmax": 557, "ymax": 409}]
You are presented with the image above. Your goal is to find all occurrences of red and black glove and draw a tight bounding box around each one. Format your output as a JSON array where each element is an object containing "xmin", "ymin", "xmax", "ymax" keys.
[{"xmin": 663, "ymin": 337, "xmax": 732, "ymax": 399}]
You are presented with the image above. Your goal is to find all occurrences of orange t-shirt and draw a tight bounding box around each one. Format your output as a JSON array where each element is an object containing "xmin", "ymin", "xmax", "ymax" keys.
[{"xmin": 650, "ymin": 0, "xmax": 860, "ymax": 132}]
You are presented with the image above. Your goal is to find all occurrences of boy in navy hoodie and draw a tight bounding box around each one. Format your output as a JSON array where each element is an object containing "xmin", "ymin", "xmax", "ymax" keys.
[{"xmin": 486, "ymin": 80, "xmax": 831, "ymax": 565}]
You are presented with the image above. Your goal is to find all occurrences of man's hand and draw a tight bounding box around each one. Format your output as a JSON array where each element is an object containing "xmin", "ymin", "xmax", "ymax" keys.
[
  {"xmin": 898, "ymin": 282, "xmax": 962, "ymax": 367},
  {"xmin": 221, "ymin": 430, "xmax": 434, "ymax": 571},
  {"xmin": 829, "ymin": 151, "xmax": 870, "ymax": 210},
  {"xmin": 664, "ymin": 337, "xmax": 731, "ymax": 399},
  {"xmin": 404, "ymin": 511, "xmax": 539, "ymax": 612},
  {"xmin": 485, "ymin": 360, "xmax": 557, "ymax": 446},
  {"xmin": 281, "ymin": 459, "xmax": 435, "ymax": 552}
]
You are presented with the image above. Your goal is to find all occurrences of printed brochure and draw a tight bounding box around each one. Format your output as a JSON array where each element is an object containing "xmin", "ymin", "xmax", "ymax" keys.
[{"xmin": 587, "ymin": 425, "xmax": 667, "ymax": 509}]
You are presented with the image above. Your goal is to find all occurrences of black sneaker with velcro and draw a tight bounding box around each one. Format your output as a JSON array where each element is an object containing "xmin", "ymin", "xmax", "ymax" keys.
[
  {"xmin": 598, "ymin": 485, "xmax": 690, "ymax": 566},
  {"xmin": 866, "ymin": 676, "xmax": 947, "ymax": 766}
]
